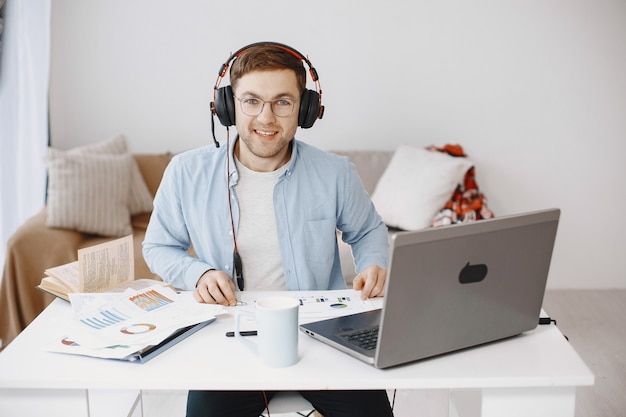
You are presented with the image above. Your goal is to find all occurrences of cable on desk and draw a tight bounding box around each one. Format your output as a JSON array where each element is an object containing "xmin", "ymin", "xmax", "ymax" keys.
[
  {"xmin": 539, "ymin": 317, "xmax": 557, "ymax": 326},
  {"xmin": 538, "ymin": 316, "xmax": 569, "ymax": 341}
]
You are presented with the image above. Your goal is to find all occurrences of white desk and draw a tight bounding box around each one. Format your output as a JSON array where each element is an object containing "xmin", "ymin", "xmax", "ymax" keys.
[{"xmin": 0, "ymin": 292, "xmax": 594, "ymax": 417}]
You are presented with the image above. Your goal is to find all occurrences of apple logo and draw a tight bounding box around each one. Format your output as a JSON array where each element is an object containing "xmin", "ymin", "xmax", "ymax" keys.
[{"xmin": 459, "ymin": 262, "xmax": 488, "ymax": 284}]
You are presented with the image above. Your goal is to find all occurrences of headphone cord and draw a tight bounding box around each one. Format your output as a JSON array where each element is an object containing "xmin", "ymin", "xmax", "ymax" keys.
[
  {"xmin": 226, "ymin": 133, "xmax": 244, "ymax": 291},
  {"xmin": 262, "ymin": 391, "xmax": 270, "ymax": 416}
]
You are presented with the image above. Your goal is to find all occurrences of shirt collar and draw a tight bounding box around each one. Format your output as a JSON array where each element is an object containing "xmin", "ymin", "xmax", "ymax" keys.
[{"xmin": 228, "ymin": 136, "xmax": 300, "ymax": 181}]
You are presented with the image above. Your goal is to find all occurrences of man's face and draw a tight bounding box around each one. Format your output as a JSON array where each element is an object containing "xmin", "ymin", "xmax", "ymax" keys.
[{"xmin": 233, "ymin": 69, "xmax": 300, "ymax": 172}]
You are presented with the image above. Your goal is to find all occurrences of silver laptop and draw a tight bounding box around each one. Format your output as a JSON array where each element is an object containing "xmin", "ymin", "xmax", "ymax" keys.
[{"xmin": 300, "ymin": 208, "xmax": 560, "ymax": 369}]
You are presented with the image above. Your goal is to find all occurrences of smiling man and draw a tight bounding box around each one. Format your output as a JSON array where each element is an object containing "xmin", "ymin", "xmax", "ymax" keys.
[{"xmin": 142, "ymin": 42, "xmax": 394, "ymax": 417}]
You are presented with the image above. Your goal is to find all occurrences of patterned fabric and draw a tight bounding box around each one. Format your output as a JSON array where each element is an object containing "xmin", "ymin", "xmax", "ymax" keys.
[
  {"xmin": 45, "ymin": 135, "xmax": 154, "ymax": 236},
  {"xmin": 430, "ymin": 144, "xmax": 494, "ymax": 227}
]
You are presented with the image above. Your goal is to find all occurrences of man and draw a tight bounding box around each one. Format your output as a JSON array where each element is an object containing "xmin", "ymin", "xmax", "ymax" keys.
[{"xmin": 143, "ymin": 42, "xmax": 394, "ymax": 417}]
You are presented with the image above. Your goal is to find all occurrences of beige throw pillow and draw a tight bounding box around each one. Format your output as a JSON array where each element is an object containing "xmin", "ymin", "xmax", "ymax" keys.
[
  {"xmin": 46, "ymin": 153, "xmax": 134, "ymax": 236},
  {"xmin": 47, "ymin": 134, "xmax": 153, "ymax": 215},
  {"xmin": 45, "ymin": 134, "xmax": 154, "ymax": 236},
  {"xmin": 371, "ymin": 145, "xmax": 473, "ymax": 230}
]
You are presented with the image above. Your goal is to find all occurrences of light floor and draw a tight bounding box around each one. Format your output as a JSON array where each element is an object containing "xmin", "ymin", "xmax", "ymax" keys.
[
  {"xmin": 141, "ymin": 290, "xmax": 626, "ymax": 417},
  {"xmin": 542, "ymin": 290, "xmax": 626, "ymax": 417}
]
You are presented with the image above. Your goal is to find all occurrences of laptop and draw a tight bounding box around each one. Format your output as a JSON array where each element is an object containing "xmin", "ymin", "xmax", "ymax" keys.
[{"xmin": 300, "ymin": 208, "xmax": 560, "ymax": 368}]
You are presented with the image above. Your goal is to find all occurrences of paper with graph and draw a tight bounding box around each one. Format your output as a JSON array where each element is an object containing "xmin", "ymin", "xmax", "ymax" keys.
[{"xmin": 44, "ymin": 285, "xmax": 224, "ymax": 360}]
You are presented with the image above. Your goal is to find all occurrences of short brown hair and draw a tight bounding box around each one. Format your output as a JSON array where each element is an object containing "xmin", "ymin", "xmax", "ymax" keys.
[{"xmin": 230, "ymin": 44, "xmax": 307, "ymax": 94}]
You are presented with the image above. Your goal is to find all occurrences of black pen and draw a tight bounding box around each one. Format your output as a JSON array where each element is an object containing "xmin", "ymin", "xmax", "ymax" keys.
[{"xmin": 225, "ymin": 330, "xmax": 257, "ymax": 337}]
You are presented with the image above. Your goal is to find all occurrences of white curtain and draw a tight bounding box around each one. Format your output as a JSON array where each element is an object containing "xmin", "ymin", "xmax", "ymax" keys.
[{"xmin": 0, "ymin": 0, "xmax": 51, "ymax": 281}]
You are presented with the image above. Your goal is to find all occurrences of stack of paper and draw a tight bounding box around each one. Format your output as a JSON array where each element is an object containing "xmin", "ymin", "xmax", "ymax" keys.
[{"xmin": 45, "ymin": 286, "xmax": 224, "ymax": 361}]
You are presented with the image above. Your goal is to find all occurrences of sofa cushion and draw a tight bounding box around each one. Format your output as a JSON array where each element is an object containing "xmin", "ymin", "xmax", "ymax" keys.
[
  {"xmin": 371, "ymin": 145, "xmax": 473, "ymax": 230},
  {"xmin": 331, "ymin": 150, "xmax": 394, "ymax": 195},
  {"xmin": 130, "ymin": 153, "xmax": 175, "ymax": 230},
  {"xmin": 45, "ymin": 135, "xmax": 155, "ymax": 236},
  {"xmin": 47, "ymin": 134, "xmax": 153, "ymax": 215},
  {"xmin": 133, "ymin": 152, "xmax": 175, "ymax": 197},
  {"xmin": 46, "ymin": 153, "xmax": 135, "ymax": 236}
]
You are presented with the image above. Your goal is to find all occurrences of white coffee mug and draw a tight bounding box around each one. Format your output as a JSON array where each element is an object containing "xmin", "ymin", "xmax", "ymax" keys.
[{"xmin": 235, "ymin": 296, "xmax": 300, "ymax": 367}]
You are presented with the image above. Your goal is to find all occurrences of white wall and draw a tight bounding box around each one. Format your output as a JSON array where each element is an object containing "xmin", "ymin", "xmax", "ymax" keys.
[{"xmin": 49, "ymin": 0, "xmax": 626, "ymax": 289}]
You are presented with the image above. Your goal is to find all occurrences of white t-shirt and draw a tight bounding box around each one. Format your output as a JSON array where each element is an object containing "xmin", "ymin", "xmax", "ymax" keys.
[{"xmin": 233, "ymin": 158, "xmax": 288, "ymax": 291}]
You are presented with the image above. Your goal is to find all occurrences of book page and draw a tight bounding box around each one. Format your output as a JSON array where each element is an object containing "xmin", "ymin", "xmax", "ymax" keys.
[
  {"xmin": 78, "ymin": 234, "xmax": 134, "ymax": 292},
  {"xmin": 44, "ymin": 261, "xmax": 80, "ymax": 293}
]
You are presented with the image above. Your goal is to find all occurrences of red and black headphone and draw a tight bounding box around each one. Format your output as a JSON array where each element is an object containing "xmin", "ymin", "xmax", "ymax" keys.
[{"xmin": 210, "ymin": 42, "xmax": 325, "ymax": 131}]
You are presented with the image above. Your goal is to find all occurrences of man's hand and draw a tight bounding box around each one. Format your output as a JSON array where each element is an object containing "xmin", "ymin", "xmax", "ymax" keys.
[
  {"xmin": 193, "ymin": 269, "xmax": 237, "ymax": 306},
  {"xmin": 352, "ymin": 264, "xmax": 387, "ymax": 300}
]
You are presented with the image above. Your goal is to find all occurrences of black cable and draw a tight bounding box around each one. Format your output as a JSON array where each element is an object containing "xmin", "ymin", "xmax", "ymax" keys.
[
  {"xmin": 539, "ymin": 317, "xmax": 557, "ymax": 326},
  {"xmin": 538, "ymin": 316, "xmax": 568, "ymax": 341}
]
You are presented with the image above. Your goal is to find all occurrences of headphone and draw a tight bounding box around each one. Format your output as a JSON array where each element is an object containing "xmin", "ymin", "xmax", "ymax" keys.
[{"xmin": 210, "ymin": 42, "xmax": 324, "ymax": 133}]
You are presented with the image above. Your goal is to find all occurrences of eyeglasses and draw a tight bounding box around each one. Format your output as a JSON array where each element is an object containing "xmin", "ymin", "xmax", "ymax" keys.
[{"xmin": 234, "ymin": 95, "xmax": 298, "ymax": 117}]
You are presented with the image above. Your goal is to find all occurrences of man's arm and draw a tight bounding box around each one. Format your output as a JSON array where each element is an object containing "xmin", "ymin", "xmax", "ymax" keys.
[
  {"xmin": 142, "ymin": 158, "xmax": 216, "ymax": 290},
  {"xmin": 337, "ymin": 157, "xmax": 389, "ymax": 298}
]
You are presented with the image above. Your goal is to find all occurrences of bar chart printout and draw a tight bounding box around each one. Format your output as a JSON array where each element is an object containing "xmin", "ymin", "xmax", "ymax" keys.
[
  {"xmin": 44, "ymin": 286, "xmax": 221, "ymax": 359},
  {"xmin": 128, "ymin": 289, "xmax": 174, "ymax": 312}
]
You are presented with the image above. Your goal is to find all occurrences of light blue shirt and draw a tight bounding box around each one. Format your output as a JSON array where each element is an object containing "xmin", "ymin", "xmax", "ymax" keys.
[{"xmin": 142, "ymin": 138, "xmax": 388, "ymax": 291}]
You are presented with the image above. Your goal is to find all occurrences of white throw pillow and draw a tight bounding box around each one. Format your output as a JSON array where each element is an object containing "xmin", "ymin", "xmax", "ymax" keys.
[
  {"xmin": 371, "ymin": 145, "xmax": 473, "ymax": 230},
  {"xmin": 47, "ymin": 134, "xmax": 153, "ymax": 215},
  {"xmin": 46, "ymin": 153, "xmax": 134, "ymax": 236}
]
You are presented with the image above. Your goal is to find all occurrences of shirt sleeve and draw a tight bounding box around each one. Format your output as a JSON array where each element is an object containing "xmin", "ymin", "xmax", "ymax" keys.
[
  {"xmin": 142, "ymin": 158, "xmax": 215, "ymax": 290},
  {"xmin": 337, "ymin": 159, "xmax": 389, "ymax": 273}
]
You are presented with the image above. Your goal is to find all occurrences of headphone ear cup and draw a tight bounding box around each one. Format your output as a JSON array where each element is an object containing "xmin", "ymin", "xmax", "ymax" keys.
[
  {"xmin": 214, "ymin": 85, "xmax": 236, "ymax": 127},
  {"xmin": 298, "ymin": 89, "xmax": 320, "ymax": 129}
]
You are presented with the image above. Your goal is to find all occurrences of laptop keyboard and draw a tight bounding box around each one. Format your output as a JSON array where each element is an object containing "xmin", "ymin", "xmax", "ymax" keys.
[{"xmin": 340, "ymin": 326, "xmax": 379, "ymax": 350}]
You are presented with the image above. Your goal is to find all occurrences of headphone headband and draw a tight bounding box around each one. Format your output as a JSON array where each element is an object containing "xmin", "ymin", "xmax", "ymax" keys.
[
  {"xmin": 211, "ymin": 42, "xmax": 324, "ymax": 131},
  {"xmin": 217, "ymin": 42, "xmax": 320, "ymax": 83}
]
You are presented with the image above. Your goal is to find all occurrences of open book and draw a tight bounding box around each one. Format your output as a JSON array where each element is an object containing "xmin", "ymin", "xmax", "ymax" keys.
[{"xmin": 37, "ymin": 235, "xmax": 171, "ymax": 301}]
